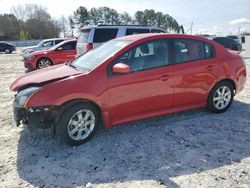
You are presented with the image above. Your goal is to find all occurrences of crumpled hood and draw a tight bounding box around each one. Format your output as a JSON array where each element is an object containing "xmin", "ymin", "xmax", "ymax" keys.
[{"xmin": 10, "ymin": 64, "xmax": 84, "ymax": 91}]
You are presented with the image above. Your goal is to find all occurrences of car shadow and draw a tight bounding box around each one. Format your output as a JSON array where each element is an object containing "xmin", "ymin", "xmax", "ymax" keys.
[{"xmin": 16, "ymin": 100, "xmax": 250, "ymax": 187}]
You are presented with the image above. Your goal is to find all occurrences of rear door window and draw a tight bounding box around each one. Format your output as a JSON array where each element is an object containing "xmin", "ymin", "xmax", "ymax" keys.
[
  {"xmin": 55, "ymin": 40, "xmax": 64, "ymax": 45},
  {"xmin": 93, "ymin": 28, "xmax": 118, "ymax": 43},
  {"xmin": 61, "ymin": 41, "xmax": 76, "ymax": 50},
  {"xmin": 174, "ymin": 39, "xmax": 205, "ymax": 63},
  {"xmin": 78, "ymin": 29, "xmax": 91, "ymax": 43},
  {"xmin": 126, "ymin": 29, "xmax": 150, "ymax": 35}
]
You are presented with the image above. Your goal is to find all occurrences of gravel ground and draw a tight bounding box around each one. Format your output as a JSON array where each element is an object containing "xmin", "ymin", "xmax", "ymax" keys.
[{"xmin": 0, "ymin": 38, "xmax": 250, "ymax": 188}]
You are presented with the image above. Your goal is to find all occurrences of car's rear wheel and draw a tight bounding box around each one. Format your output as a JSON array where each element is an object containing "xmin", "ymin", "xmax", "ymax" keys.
[
  {"xmin": 207, "ymin": 81, "xmax": 234, "ymax": 113},
  {"xmin": 55, "ymin": 103, "xmax": 99, "ymax": 146},
  {"xmin": 37, "ymin": 58, "xmax": 53, "ymax": 69},
  {"xmin": 4, "ymin": 48, "xmax": 11, "ymax": 54}
]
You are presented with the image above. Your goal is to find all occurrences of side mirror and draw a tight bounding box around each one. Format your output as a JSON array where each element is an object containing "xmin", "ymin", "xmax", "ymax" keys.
[
  {"xmin": 112, "ymin": 63, "xmax": 131, "ymax": 74},
  {"xmin": 57, "ymin": 47, "xmax": 63, "ymax": 51}
]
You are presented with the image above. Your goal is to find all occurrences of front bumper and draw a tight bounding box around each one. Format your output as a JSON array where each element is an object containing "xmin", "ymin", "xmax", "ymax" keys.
[{"xmin": 13, "ymin": 105, "xmax": 58, "ymax": 130}]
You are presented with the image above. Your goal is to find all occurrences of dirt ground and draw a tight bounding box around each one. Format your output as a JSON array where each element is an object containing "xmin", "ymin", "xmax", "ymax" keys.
[{"xmin": 0, "ymin": 38, "xmax": 250, "ymax": 188}]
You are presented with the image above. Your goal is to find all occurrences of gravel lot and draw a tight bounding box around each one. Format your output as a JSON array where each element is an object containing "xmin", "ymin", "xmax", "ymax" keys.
[{"xmin": 0, "ymin": 38, "xmax": 250, "ymax": 188}]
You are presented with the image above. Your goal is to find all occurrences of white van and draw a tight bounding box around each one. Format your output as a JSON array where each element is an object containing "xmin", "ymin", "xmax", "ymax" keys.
[{"xmin": 76, "ymin": 25, "xmax": 166, "ymax": 57}]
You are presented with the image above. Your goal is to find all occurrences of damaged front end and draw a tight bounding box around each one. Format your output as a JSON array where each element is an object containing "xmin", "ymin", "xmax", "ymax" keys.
[
  {"xmin": 13, "ymin": 86, "xmax": 60, "ymax": 130},
  {"xmin": 13, "ymin": 104, "xmax": 59, "ymax": 130}
]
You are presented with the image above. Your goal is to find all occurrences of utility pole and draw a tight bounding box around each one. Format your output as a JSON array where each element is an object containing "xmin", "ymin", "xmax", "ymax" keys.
[
  {"xmin": 238, "ymin": 26, "xmax": 241, "ymax": 36},
  {"xmin": 190, "ymin": 21, "xmax": 193, "ymax": 35}
]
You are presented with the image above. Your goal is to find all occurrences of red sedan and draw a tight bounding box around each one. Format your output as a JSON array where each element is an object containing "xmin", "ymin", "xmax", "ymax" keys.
[
  {"xmin": 11, "ymin": 34, "xmax": 246, "ymax": 146},
  {"xmin": 23, "ymin": 39, "xmax": 77, "ymax": 70}
]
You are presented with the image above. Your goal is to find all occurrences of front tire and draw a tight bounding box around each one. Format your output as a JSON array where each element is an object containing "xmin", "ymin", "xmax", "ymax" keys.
[
  {"xmin": 55, "ymin": 103, "xmax": 99, "ymax": 146},
  {"xmin": 207, "ymin": 81, "xmax": 234, "ymax": 113},
  {"xmin": 37, "ymin": 58, "xmax": 53, "ymax": 69}
]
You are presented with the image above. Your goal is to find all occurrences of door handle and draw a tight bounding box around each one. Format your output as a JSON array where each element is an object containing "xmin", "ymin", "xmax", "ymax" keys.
[
  {"xmin": 159, "ymin": 75, "xmax": 169, "ymax": 81},
  {"xmin": 206, "ymin": 65, "xmax": 214, "ymax": 72}
]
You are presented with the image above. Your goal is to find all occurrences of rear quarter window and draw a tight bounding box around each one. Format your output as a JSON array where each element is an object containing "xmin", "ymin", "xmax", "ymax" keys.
[
  {"xmin": 93, "ymin": 28, "xmax": 118, "ymax": 43},
  {"xmin": 204, "ymin": 43, "xmax": 215, "ymax": 58}
]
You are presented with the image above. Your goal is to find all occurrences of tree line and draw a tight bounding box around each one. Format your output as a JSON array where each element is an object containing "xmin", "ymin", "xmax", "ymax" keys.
[
  {"xmin": 70, "ymin": 6, "xmax": 180, "ymax": 32},
  {"xmin": 0, "ymin": 4, "xmax": 61, "ymax": 40},
  {"xmin": 0, "ymin": 4, "xmax": 180, "ymax": 40}
]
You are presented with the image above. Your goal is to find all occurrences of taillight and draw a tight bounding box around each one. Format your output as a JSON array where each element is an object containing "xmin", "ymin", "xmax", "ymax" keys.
[{"xmin": 86, "ymin": 43, "xmax": 93, "ymax": 51}]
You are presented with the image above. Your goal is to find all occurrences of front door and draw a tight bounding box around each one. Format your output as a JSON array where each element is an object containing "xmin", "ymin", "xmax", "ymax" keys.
[{"xmin": 107, "ymin": 39, "xmax": 174, "ymax": 125}]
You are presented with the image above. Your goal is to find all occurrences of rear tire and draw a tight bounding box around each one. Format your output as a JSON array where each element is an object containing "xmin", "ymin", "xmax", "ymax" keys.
[
  {"xmin": 55, "ymin": 103, "xmax": 99, "ymax": 146},
  {"xmin": 4, "ymin": 48, "xmax": 11, "ymax": 54},
  {"xmin": 207, "ymin": 81, "xmax": 234, "ymax": 113},
  {"xmin": 36, "ymin": 58, "xmax": 53, "ymax": 69}
]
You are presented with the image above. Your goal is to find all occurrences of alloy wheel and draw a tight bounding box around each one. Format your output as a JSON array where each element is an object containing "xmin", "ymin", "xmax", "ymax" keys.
[
  {"xmin": 67, "ymin": 109, "xmax": 96, "ymax": 141},
  {"xmin": 213, "ymin": 86, "xmax": 232, "ymax": 110}
]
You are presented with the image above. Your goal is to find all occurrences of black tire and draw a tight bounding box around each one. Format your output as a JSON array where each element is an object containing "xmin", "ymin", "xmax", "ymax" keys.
[
  {"xmin": 4, "ymin": 48, "xmax": 12, "ymax": 54},
  {"xmin": 36, "ymin": 58, "xmax": 53, "ymax": 69},
  {"xmin": 55, "ymin": 103, "xmax": 100, "ymax": 146},
  {"xmin": 207, "ymin": 81, "xmax": 234, "ymax": 113},
  {"xmin": 232, "ymin": 47, "xmax": 239, "ymax": 51}
]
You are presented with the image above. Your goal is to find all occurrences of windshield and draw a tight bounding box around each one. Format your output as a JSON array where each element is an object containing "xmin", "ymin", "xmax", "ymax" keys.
[
  {"xmin": 37, "ymin": 40, "xmax": 44, "ymax": 47},
  {"xmin": 71, "ymin": 40, "xmax": 131, "ymax": 70}
]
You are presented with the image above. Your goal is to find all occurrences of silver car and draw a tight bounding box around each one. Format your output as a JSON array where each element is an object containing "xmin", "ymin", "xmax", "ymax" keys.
[
  {"xmin": 76, "ymin": 25, "xmax": 166, "ymax": 57},
  {"xmin": 21, "ymin": 38, "xmax": 67, "ymax": 54}
]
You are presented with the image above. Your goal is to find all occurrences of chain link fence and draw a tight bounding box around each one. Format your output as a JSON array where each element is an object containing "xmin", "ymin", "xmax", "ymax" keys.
[{"xmin": 5, "ymin": 40, "xmax": 42, "ymax": 47}]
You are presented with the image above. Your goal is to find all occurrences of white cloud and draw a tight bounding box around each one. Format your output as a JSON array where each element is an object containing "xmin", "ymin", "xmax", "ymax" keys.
[{"xmin": 229, "ymin": 18, "xmax": 250, "ymax": 25}]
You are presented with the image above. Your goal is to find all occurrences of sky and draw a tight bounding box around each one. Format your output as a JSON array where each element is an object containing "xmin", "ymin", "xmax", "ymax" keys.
[{"xmin": 0, "ymin": 0, "xmax": 250, "ymax": 35}]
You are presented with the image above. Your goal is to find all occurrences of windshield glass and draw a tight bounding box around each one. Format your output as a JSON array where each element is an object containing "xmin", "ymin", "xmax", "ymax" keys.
[
  {"xmin": 71, "ymin": 40, "xmax": 131, "ymax": 70},
  {"xmin": 37, "ymin": 40, "xmax": 44, "ymax": 47}
]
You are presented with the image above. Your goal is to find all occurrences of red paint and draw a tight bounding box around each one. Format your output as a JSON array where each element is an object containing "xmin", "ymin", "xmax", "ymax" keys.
[
  {"xmin": 11, "ymin": 34, "xmax": 247, "ymax": 128},
  {"xmin": 23, "ymin": 39, "xmax": 76, "ymax": 70}
]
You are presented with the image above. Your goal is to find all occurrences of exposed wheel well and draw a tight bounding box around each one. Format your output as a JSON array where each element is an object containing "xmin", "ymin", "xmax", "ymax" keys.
[
  {"xmin": 208, "ymin": 78, "xmax": 236, "ymax": 102},
  {"xmin": 217, "ymin": 79, "xmax": 236, "ymax": 93}
]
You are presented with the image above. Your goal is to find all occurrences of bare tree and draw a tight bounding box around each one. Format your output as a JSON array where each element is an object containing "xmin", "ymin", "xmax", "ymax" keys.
[
  {"xmin": 10, "ymin": 4, "xmax": 26, "ymax": 21},
  {"xmin": 68, "ymin": 16, "xmax": 75, "ymax": 37},
  {"xmin": 58, "ymin": 16, "xmax": 69, "ymax": 38}
]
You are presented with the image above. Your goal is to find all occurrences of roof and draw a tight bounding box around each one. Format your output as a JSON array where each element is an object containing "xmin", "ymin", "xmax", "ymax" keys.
[
  {"xmin": 80, "ymin": 25, "xmax": 165, "ymax": 31},
  {"xmin": 114, "ymin": 33, "xmax": 212, "ymax": 42},
  {"xmin": 42, "ymin": 38, "xmax": 67, "ymax": 41}
]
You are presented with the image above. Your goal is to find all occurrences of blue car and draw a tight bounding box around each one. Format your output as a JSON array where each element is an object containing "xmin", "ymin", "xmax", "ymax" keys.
[{"xmin": 0, "ymin": 41, "xmax": 16, "ymax": 54}]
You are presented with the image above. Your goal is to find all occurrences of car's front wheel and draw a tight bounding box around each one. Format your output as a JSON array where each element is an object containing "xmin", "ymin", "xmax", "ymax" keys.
[
  {"xmin": 207, "ymin": 81, "xmax": 234, "ymax": 113},
  {"xmin": 37, "ymin": 58, "xmax": 53, "ymax": 69},
  {"xmin": 55, "ymin": 103, "xmax": 99, "ymax": 146}
]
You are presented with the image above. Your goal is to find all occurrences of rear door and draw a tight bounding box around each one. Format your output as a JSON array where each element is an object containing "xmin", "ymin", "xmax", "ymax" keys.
[{"xmin": 173, "ymin": 39, "xmax": 218, "ymax": 106}]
